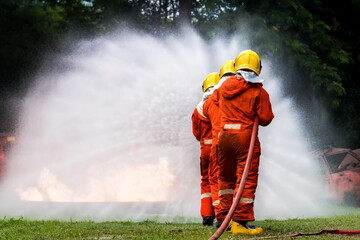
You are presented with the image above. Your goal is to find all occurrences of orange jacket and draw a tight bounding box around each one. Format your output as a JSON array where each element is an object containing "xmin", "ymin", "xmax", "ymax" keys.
[
  {"xmin": 203, "ymin": 90, "xmax": 222, "ymax": 144},
  {"xmin": 218, "ymin": 76, "xmax": 274, "ymax": 129},
  {"xmin": 192, "ymin": 107, "xmax": 212, "ymax": 146}
]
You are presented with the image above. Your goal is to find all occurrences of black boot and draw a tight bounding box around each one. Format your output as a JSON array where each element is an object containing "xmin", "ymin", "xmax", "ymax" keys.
[{"xmin": 202, "ymin": 216, "xmax": 214, "ymax": 226}]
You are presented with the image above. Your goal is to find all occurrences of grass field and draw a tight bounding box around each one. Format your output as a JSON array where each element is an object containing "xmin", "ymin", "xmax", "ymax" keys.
[{"xmin": 1, "ymin": 207, "xmax": 360, "ymax": 239}]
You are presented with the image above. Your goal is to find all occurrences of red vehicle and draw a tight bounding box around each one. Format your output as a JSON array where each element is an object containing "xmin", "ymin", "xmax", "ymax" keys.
[
  {"xmin": 314, "ymin": 146, "xmax": 360, "ymax": 206},
  {"xmin": 0, "ymin": 133, "xmax": 16, "ymax": 179}
]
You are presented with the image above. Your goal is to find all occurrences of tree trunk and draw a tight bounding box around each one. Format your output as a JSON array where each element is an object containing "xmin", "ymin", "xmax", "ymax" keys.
[
  {"xmin": 164, "ymin": 0, "xmax": 168, "ymax": 22},
  {"xmin": 159, "ymin": 0, "xmax": 162, "ymax": 23},
  {"xmin": 172, "ymin": 0, "xmax": 176, "ymax": 20},
  {"xmin": 179, "ymin": 0, "xmax": 191, "ymax": 25}
]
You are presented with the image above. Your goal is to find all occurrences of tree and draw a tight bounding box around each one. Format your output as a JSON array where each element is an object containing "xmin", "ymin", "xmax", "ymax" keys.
[
  {"xmin": 1, "ymin": 0, "xmax": 360, "ymax": 148},
  {"xmin": 0, "ymin": 1, "xmax": 63, "ymax": 130}
]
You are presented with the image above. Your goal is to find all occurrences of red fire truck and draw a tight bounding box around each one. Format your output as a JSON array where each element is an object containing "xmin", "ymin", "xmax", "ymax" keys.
[{"xmin": 314, "ymin": 146, "xmax": 360, "ymax": 206}]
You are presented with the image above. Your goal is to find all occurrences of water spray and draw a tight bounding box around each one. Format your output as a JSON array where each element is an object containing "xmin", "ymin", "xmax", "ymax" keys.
[{"xmin": 0, "ymin": 28, "xmax": 331, "ymax": 222}]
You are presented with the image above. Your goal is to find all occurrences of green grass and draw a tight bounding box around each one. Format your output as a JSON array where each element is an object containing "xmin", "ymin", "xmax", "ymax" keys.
[{"xmin": 0, "ymin": 207, "xmax": 360, "ymax": 239}]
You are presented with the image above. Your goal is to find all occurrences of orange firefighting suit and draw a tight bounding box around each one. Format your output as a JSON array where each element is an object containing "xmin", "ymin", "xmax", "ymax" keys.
[
  {"xmin": 0, "ymin": 138, "xmax": 7, "ymax": 179},
  {"xmin": 216, "ymin": 75, "xmax": 274, "ymax": 222},
  {"xmin": 192, "ymin": 107, "xmax": 215, "ymax": 219},
  {"xmin": 202, "ymin": 89, "xmax": 221, "ymax": 219}
]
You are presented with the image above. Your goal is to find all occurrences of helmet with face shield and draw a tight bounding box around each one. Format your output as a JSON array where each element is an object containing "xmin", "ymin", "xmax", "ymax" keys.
[
  {"xmin": 219, "ymin": 60, "xmax": 235, "ymax": 78},
  {"xmin": 202, "ymin": 72, "xmax": 220, "ymax": 93},
  {"xmin": 235, "ymin": 50, "xmax": 263, "ymax": 83}
]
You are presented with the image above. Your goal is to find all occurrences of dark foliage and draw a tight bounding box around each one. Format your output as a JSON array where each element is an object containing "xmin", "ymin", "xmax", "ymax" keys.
[{"xmin": 0, "ymin": 0, "xmax": 359, "ymax": 148}]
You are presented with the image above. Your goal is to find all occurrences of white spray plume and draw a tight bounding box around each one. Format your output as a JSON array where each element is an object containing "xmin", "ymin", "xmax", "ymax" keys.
[{"xmin": 0, "ymin": 27, "xmax": 329, "ymax": 222}]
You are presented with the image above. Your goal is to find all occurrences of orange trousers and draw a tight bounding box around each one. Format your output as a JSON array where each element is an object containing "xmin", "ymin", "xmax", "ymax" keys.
[
  {"xmin": 0, "ymin": 155, "xmax": 5, "ymax": 180},
  {"xmin": 209, "ymin": 135, "xmax": 220, "ymax": 221},
  {"xmin": 200, "ymin": 145, "xmax": 215, "ymax": 218},
  {"xmin": 216, "ymin": 128, "xmax": 261, "ymax": 222}
]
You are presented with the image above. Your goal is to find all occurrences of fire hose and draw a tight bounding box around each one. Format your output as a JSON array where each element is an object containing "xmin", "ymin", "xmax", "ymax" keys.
[
  {"xmin": 208, "ymin": 116, "xmax": 260, "ymax": 240},
  {"xmin": 208, "ymin": 116, "xmax": 360, "ymax": 240},
  {"xmin": 242, "ymin": 229, "xmax": 360, "ymax": 239}
]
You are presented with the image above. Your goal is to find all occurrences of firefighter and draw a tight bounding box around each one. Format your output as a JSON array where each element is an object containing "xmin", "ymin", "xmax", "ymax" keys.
[
  {"xmin": 202, "ymin": 60, "xmax": 236, "ymax": 226},
  {"xmin": 216, "ymin": 50, "xmax": 274, "ymax": 235},
  {"xmin": 0, "ymin": 138, "xmax": 5, "ymax": 179},
  {"xmin": 0, "ymin": 133, "xmax": 15, "ymax": 180},
  {"xmin": 191, "ymin": 72, "xmax": 220, "ymax": 226}
]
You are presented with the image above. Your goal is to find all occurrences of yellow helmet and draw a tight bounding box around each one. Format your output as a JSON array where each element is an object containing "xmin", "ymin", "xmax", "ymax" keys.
[
  {"xmin": 235, "ymin": 50, "xmax": 262, "ymax": 76},
  {"xmin": 219, "ymin": 60, "xmax": 235, "ymax": 78},
  {"xmin": 202, "ymin": 72, "xmax": 220, "ymax": 93}
]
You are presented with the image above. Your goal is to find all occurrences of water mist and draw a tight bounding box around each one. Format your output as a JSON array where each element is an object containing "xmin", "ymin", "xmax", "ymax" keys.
[{"xmin": 0, "ymin": 27, "xmax": 329, "ymax": 222}]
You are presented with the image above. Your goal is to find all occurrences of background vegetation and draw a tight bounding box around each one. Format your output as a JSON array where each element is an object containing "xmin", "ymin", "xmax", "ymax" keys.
[
  {"xmin": 0, "ymin": 0, "xmax": 359, "ymax": 149},
  {"xmin": 1, "ymin": 207, "xmax": 360, "ymax": 239}
]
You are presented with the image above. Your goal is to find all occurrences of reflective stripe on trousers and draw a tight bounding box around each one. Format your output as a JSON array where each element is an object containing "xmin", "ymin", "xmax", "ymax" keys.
[
  {"xmin": 218, "ymin": 189, "xmax": 234, "ymax": 196},
  {"xmin": 201, "ymin": 192, "xmax": 212, "ymax": 199},
  {"xmin": 237, "ymin": 197, "xmax": 254, "ymax": 204}
]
